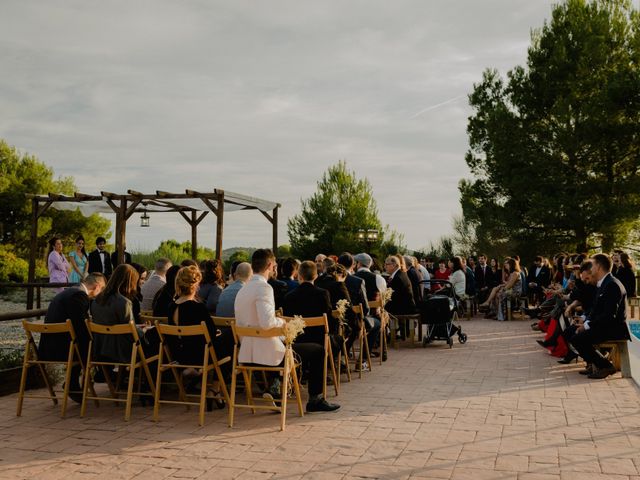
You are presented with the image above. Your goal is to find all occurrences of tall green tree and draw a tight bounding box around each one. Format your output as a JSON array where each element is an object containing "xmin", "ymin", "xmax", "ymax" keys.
[
  {"xmin": 461, "ymin": 0, "xmax": 640, "ymax": 259},
  {"xmin": 287, "ymin": 161, "xmax": 402, "ymax": 259},
  {"xmin": 0, "ymin": 139, "xmax": 111, "ymax": 259}
]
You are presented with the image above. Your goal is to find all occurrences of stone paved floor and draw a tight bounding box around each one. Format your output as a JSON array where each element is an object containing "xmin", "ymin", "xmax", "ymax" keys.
[{"xmin": 1, "ymin": 318, "xmax": 639, "ymax": 479}]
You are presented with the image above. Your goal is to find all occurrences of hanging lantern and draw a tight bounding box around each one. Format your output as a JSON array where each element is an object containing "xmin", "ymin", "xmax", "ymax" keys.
[{"xmin": 140, "ymin": 209, "xmax": 150, "ymax": 227}]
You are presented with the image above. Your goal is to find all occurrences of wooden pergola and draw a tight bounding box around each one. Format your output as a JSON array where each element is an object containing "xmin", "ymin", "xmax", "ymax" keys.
[{"xmin": 26, "ymin": 188, "xmax": 280, "ymax": 307}]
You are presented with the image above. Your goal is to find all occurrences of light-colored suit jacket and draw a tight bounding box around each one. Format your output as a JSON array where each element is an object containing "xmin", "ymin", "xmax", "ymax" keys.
[{"xmin": 234, "ymin": 274, "xmax": 285, "ymax": 366}]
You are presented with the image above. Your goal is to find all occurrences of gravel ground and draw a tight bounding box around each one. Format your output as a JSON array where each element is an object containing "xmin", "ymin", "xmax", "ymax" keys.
[{"xmin": 0, "ymin": 298, "xmax": 49, "ymax": 350}]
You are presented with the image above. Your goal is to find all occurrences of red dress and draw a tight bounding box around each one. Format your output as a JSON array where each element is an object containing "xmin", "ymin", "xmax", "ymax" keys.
[{"xmin": 432, "ymin": 268, "xmax": 451, "ymax": 291}]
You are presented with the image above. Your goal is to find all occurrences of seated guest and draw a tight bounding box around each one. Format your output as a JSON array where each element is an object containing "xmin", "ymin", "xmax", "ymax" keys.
[
  {"xmin": 474, "ymin": 254, "xmax": 493, "ymax": 303},
  {"xmin": 461, "ymin": 257, "xmax": 476, "ymax": 298},
  {"xmin": 90, "ymin": 265, "xmax": 158, "ymax": 363},
  {"xmin": 284, "ymin": 261, "xmax": 335, "ymax": 344},
  {"xmin": 38, "ymin": 273, "xmax": 106, "ymax": 401},
  {"xmin": 152, "ymin": 265, "xmax": 180, "ymax": 317},
  {"xmin": 216, "ymin": 262, "xmax": 252, "ymax": 317},
  {"xmin": 198, "ymin": 259, "xmax": 225, "ymax": 314},
  {"xmin": 527, "ymin": 255, "xmax": 552, "ymax": 305},
  {"xmin": 130, "ymin": 262, "xmax": 148, "ymax": 322},
  {"xmin": 384, "ymin": 255, "xmax": 416, "ymax": 315},
  {"xmin": 481, "ymin": 257, "xmax": 522, "ymax": 321},
  {"xmin": 488, "ymin": 258, "xmax": 500, "ymax": 288},
  {"xmin": 315, "ymin": 254, "xmax": 327, "ymax": 274},
  {"xmin": 614, "ymin": 252, "xmax": 637, "ymax": 298},
  {"xmin": 404, "ymin": 255, "xmax": 423, "ymax": 303},
  {"xmin": 569, "ymin": 254, "xmax": 630, "ymax": 379},
  {"xmin": 267, "ymin": 261, "xmax": 288, "ymax": 310},
  {"xmin": 315, "ymin": 263, "xmax": 354, "ymax": 353},
  {"xmin": 432, "ymin": 259, "xmax": 451, "ymax": 292},
  {"xmin": 279, "ymin": 257, "xmax": 300, "ymax": 292},
  {"xmin": 354, "ymin": 253, "xmax": 386, "ymax": 301},
  {"xmin": 181, "ymin": 259, "xmax": 198, "ymax": 267},
  {"xmin": 141, "ymin": 258, "xmax": 172, "ymax": 311},
  {"xmin": 417, "ymin": 258, "xmax": 430, "ymax": 296},
  {"xmin": 338, "ymin": 253, "xmax": 369, "ymax": 316},
  {"xmin": 235, "ymin": 249, "xmax": 339, "ymax": 412},
  {"xmin": 448, "ymin": 256, "xmax": 467, "ymax": 299},
  {"xmin": 168, "ymin": 265, "xmax": 232, "ymax": 402}
]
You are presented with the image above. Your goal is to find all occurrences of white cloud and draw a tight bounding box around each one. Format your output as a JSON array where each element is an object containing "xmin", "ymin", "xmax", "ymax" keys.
[{"xmin": 0, "ymin": 0, "xmax": 556, "ymax": 252}]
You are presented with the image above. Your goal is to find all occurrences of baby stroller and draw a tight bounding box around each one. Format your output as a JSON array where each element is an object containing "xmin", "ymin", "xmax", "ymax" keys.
[{"xmin": 417, "ymin": 279, "xmax": 467, "ymax": 348}]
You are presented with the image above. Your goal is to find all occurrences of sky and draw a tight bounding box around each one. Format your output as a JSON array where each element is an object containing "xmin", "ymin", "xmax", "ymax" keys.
[{"xmin": 0, "ymin": 1, "xmax": 557, "ymax": 253}]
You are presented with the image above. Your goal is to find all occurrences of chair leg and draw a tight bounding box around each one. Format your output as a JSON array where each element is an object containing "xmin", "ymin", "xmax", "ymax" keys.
[
  {"xmin": 153, "ymin": 349, "xmax": 164, "ymax": 422},
  {"xmin": 124, "ymin": 349, "xmax": 137, "ymax": 422},
  {"xmin": 290, "ymin": 356, "xmax": 304, "ymax": 418},
  {"xmin": 199, "ymin": 364, "xmax": 208, "ymax": 427},
  {"xmin": 228, "ymin": 364, "xmax": 237, "ymax": 428},
  {"xmin": 60, "ymin": 352, "xmax": 75, "ymax": 418},
  {"xmin": 16, "ymin": 344, "xmax": 30, "ymax": 417},
  {"xmin": 363, "ymin": 333, "xmax": 372, "ymax": 370},
  {"xmin": 242, "ymin": 370, "xmax": 256, "ymax": 414},
  {"xmin": 37, "ymin": 363, "xmax": 57, "ymax": 405},
  {"xmin": 327, "ymin": 342, "xmax": 338, "ymax": 396},
  {"xmin": 357, "ymin": 331, "xmax": 363, "ymax": 379},
  {"xmin": 80, "ymin": 348, "xmax": 92, "ymax": 418},
  {"xmin": 281, "ymin": 354, "xmax": 289, "ymax": 432},
  {"xmin": 341, "ymin": 340, "xmax": 351, "ymax": 382}
]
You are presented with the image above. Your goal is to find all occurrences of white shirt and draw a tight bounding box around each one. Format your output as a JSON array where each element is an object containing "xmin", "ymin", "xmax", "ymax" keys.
[
  {"xmin": 449, "ymin": 270, "xmax": 467, "ymax": 298},
  {"xmin": 535, "ymin": 266, "xmax": 542, "ymax": 277},
  {"xmin": 418, "ymin": 265, "xmax": 430, "ymax": 290},
  {"xmin": 234, "ymin": 274, "xmax": 285, "ymax": 366}
]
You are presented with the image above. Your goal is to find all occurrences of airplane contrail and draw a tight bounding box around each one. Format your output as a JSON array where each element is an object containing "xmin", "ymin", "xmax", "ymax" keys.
[{"xmin": 411, "ymin": 94, "xmax": 466, "ymax": 118}]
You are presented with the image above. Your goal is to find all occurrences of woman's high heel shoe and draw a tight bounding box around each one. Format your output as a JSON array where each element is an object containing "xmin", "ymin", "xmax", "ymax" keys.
[{"xmin": 557, "ymin": 351, "xmax": 578, "ymax": 364}]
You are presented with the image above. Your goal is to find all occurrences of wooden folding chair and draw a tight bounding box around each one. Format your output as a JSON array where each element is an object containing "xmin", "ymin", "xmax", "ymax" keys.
[
  {"xmin": 331, "ymin": 310, "xmax": 351, "ymax": 386},
  {"xmin": 228, "ymin": 324, "xmax": 303, "ymax": 431},
  {"xmin": 153, "ymin": 321, "xmax": 230, "ymax": 426},
  {"xmin": 283, "ymin": 314, "xmax": 338, "ymax": 397},
  {"xmin": 81, "ymin": 320, "xmax": 158, "ymax": 421},
  {"xmin": 17, "ymin": 320, "xmax": 92, "ymax": 418},
  {"xmin": 369, "ymin": 300, "xmax": 388, "ymax": 365},
  {"xmin": 352, "ymin": 305, "xmax": 373, "ymax": 378}
]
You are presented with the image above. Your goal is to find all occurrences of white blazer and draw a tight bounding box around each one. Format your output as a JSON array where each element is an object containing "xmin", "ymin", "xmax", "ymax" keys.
[{"xmin": 234, "ymin": 274, "xmax": 285, "ymax": 366}]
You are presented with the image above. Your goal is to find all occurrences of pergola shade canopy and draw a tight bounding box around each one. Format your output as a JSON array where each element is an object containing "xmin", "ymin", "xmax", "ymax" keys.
[{"xmin": 25, "ymin": 188, "xmax": 280, "ymax": 309}]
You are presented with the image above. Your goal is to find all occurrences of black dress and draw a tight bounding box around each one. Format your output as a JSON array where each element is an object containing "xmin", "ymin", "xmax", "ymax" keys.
[
  {"xmin": 614, "ymin": 266, "xmax": 637, "ymax": 298},
  {"xmin": 167, "ymin": 300, "xmax": 233, "ymax": 374}
]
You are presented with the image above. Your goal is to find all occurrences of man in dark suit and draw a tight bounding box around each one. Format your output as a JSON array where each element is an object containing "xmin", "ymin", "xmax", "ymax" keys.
[
  {"xmin": 527, "ymin": 255, "xmax": 551, "ymax": 305},
  {"xmin": 110, "ymin": 243, "xmax": 132, "ymax": 268},
  {"xmin": 87, "ymin": 236, "xmax": 112, "ymax": 277},
  {"xmin": 38, "ymin": 273, "xmax": 106, "ymax": 400},
  {"xmin": 570, "ymin": 254, "xmax": 630, "ymax": 379},
  {"xmin": 283, "ymin": 261, "xmax": 334, "ymax": 345},
  {"xmin": 474, "ymin": 254, "xmax": 493, "ymax": 303},
  {"xmin": 384, "ymin": 256, "xmax": 416, "ymax": 315}
]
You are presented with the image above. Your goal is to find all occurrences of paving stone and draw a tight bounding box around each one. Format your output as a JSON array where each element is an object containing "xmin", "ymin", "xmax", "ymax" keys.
[{"xmin": 0, "ymin": 319, "xmax": 637, "ymax": 479}]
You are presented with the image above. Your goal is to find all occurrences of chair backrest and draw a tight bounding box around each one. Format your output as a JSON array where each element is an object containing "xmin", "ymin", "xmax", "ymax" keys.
[
  {"xmin": 352, "ymin": 304, "xmax": 364, "ymax": 318},
  {"xmin": 233, "ymin": 325, "xmax": 286, "ymax": 338},
  {"xmin": 368, "ymin": 300, "xmax": 382, "ymax": 309},
  {"xmin": 86, "ymin": 320, "xmax": 140, "ymax": 345},
  {"xmin": 283, "ymin": 314, "xmax": 328, "ymax": 333},
  {"xmin": 211, "ymin": 316, "xmax": 234, "ymax": 328},
  {"xmin": 156, "ymin": 321, "xmax": 210, "ymax": 340},
  {"xmin": 23, "ymin": 319, "xmax": 76, "ymax": 338},
  {"xmin": 141, "ymin": 314, "xmax": 167, "ymax": 325}
]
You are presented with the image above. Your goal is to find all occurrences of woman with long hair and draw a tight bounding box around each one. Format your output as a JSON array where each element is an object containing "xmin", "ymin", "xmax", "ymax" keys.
[
  {"xmin": 90, "ymin": 264, "xmax": 158, "ymax": 363},
  {"xmin": 448, "ymin": 256, "xmax": 466, "ymax": 299},
  {"xmin": 152, "ymin": 265, "xmax": 181, "ymax": 317},
  {"xmin": 481, "ymin": 257, "xmax": 522, "ymax": 320},
  {"xmin": 615, "ymin": 252, "xmax": 637, "ymax": 298},
  {"xmin": 169, "ymin": 265, "xmax": 232, "ymax": 408},
  {"xmin": 68, "ymin": 235, "xmax": 88, "ymax": 284},
  {"xmin": 198, "ymin": 259, "xmax": 225, "ymax": 314},
  {"xmin": 48, "ymin": 237, "xmax": 69, "ymax": 293}
]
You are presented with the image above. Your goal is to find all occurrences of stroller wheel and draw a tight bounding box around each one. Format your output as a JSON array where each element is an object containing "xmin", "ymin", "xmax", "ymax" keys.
[
  {"xmin": 458, "ymin": 333, "xmax": 468, "ymax": 344},
  {"xmin": 447, "ymin": 337, "xmax": 454, "ymax": 348}
]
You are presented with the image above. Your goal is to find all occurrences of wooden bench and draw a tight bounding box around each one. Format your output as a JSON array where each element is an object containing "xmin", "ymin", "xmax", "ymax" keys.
[{"xmin": 597, "ymin": 340, "xmax": 631, "ymax": 378}]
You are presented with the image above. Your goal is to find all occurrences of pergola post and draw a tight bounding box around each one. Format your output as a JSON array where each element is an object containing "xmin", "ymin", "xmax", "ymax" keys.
[
  {"xmin": 179, "ymin": 210, "xmax": 208, "ymax": 260},
  {"xmin": 272, "ymin": 206, "xmax": 278, "ymax": 254},
  {"xmin": 215, "ymin": 190, "xmax": 224, "ymax": 260},
  {"xmin": 115, "ymin": 197, "xmax": 127, "ymax": 266}
]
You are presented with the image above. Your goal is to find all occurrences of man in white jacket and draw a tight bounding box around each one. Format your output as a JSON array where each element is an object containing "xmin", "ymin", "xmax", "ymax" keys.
[{"xmin": 235, "ymin": 249, "xmax": 340, "ymax": 413}]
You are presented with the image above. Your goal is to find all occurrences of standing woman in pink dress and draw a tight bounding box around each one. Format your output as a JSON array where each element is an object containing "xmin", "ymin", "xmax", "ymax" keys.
[{"xmin": 48, "ymin": 237, "xmax": 69, "ymax": 293}]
